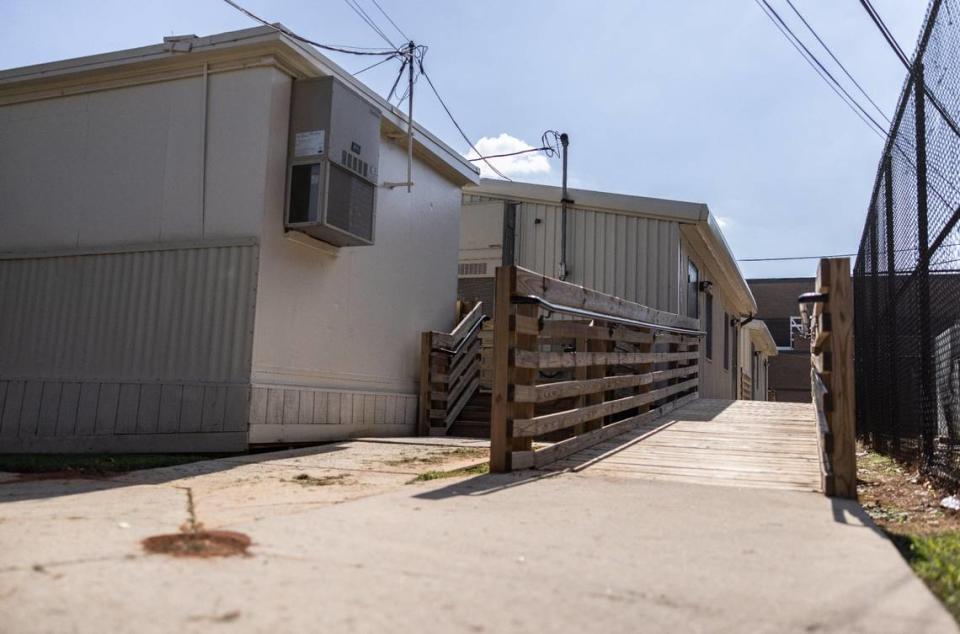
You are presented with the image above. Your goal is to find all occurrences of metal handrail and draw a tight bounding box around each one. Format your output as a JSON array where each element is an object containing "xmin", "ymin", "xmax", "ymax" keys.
[
  {"xmin": 434, "ymin": 314, "xmax": 487, "ymax": 355},
  {"xmin": 514, "ymin": 294, "xmax": 706, "ymax": 337}
]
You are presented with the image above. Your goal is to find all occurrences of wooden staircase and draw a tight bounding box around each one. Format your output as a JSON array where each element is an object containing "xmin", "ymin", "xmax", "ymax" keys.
[{"xmin": 447, "ymin": 392, "xmax": 492, "ymax": 438}]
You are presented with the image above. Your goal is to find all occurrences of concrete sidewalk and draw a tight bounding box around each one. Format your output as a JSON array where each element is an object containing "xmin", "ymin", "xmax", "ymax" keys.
[{"xmin": 0, "ymin": 443, "xmax": 955, "ymax": 633}]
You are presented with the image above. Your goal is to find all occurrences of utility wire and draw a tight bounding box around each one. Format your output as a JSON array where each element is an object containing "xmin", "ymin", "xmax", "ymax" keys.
[
  {"xmin": 757, "ymin": 0, "xmax": 889, "ymax": 137},
  {"xmin": 417, "ymin": 59, "xmax": 511, "ymax": 180},
  {"xmin": 859, "ymin": 0, "xmax": 960, "ymax": 139},
  {"xmin": 754, "ymin": 0, "xmax": 960, "ymax": 208},
  {"xmin": 753, "ymin": 0, "xmax": 887, "ymax": 140},
  {"xmin": 466, "ymin": 131, "xmax": 564, "ymax": 161},
  {"xmin": 783, "ymin": 0, "xmax": 891, "ymax": 124},
  {"xmin": 738, "ymin": 253, "xmax": 858, "ymax": 262},
  {"xmin": 467, "ymin": 146, "xmax": 552, "ymax": 161},
  {"xmin": 342, "ymin": 0, "xmax": 398, "ymax": 49},
  {"xmin": 353, "ymin": 52, "xmax": 400, "ymax": 75},
  {"xmin": 371, "ymin": 0, "xmax": 411, "ymax": 42},
  {"xmin": 221, "ymin": 0, "xmax": 400, "ymax": 56}
]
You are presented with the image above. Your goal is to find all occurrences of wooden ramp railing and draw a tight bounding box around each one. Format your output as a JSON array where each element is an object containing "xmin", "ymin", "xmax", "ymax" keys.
[
  {"xmin": 418, "ymin": 302, "xmax": 487, "ymax": 436},
  {"xmin": 801, "ymin": 258, "xmax": 857, "ymax": 499},
  {"xmin": 490, "ymin": 266, "xmax": 704, "ymax": 472}
]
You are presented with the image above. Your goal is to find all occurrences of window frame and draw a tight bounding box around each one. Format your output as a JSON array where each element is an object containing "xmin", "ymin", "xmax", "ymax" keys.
[
  {"xmin": 705, "ymin": 293, "xmax": 714, "ymax": 360},
  {"xmin": 723, "ymin": 312, "xmax": 731, "ymax": 371},
  {"xmin": 686, "ymin": 259, "xmax": 699, "ymax": 320}
]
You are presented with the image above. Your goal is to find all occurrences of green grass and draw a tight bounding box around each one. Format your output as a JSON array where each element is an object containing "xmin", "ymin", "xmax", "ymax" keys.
[
  {"xmin": 891, "ymin": 532, "xmax": 960, "ymax": 620},
  {"xmin": 0, "ymin": 454, "xmax": 217, "ymax": 475},
  {"xmin": 409, "ymin": 462, "xmax": 489, "ymax": 483}
]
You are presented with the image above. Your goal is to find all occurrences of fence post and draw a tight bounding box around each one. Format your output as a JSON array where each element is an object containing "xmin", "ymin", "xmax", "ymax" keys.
[
  {"xmin": 418, "ymin": 332, "xmax": 432, "ymax": 436},
  {"xmin": 913, "ymin": 63, "xmax": 936, "ymax": 465},
  {"xmin": 869, "ymin": 208, "xmax": 880, "ymax": 447},
  {"xmin": 490, "ymin": 266, "xmax": 515, "ymax": 473},
  {"xmin": 822, "ymin": 258, "xmax": 858, "ymax": 498},
  {"xmin": 883, "ymin": 153, "xmax": 900, "ymax": 453}
]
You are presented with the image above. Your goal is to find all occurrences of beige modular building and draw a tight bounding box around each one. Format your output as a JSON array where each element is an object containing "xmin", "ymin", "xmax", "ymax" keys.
[
  {"xmin": 459, "ymin": 179, "xmax": 769, "ymax": 400},
  {"xmin": 0, "ymin": 26, "xmax": 478, "ymax": 452},
  {"xmin": 739, "ymin": 321, "xmax": 778, "ymax": 401}
]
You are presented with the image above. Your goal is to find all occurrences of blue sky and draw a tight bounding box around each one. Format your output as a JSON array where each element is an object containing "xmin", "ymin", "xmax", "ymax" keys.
[{"xmin": 0, "ymin": 1, "xmax": 929, "ymax": 278}]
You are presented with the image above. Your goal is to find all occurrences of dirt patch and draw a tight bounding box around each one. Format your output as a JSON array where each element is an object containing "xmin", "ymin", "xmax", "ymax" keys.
[
  {"xmin": 142, "ymin": 531, "xmax": 251, "ymax": 558},
  {"xmin": 409, "ymin": 461, "xmax": 490, "ymax": 483},
  {"xmin": 288, "ymin": 473, "xmax": 353, "ymax": 486},
  {"xmin": 857, "ymin": 444, "xmax": 960, "ymax": 535},
  {"xmin": 385, "ymin": 447, "xmax": 488, "ymax": 467},
  {"xmin": 1, "ymin": 471, "xmax": 107, "ymax": 484}
]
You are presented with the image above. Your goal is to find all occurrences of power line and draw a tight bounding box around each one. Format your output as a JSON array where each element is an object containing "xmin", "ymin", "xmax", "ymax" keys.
[
  {"xmin": 756, "ymin": 0, "xmax": 889, "ymax": 137},
  {"xmin": 738, "ymin": 253, "xmax": 857, "ymax": 262},
  {"xmin": 371, "ymin": 0, "xmax": 410, "ymax": 42},
  {"xmin": 221, "ymin": 0, "xmax": 399, "ymax": 56},
  {"xmin": 753, "ymin": 0, "xmax": 960, "ymax": 208},
  {"xmin": 417, "ymin": 58, "xmax": 511, "ymax": 180},
  {"xmin": 353, "ymin": 52, "xmax": 400, "ymax": 75},
  {"xmin": 859, "ymin": 0, "xmax": 960, "ymax": 139},
  {"xmin": 467, "ymin": 146, "xmax": 551, "ymax": 161},
  {"xmin": 342, "ymin": 0, "xmax": 398, "ymax": 50},
  {"xmin": 752, "ymin": 0, "xmax": 887, "ymax": 140},
  {"xmin": 783, "ymin": 0, "xmax": 891, "ymax": 124}
]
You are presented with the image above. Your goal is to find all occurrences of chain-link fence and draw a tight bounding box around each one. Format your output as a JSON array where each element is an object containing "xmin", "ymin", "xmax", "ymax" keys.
[{"xmin": 855, "ymin": 0, "xmax": 960, "ymax": 484}]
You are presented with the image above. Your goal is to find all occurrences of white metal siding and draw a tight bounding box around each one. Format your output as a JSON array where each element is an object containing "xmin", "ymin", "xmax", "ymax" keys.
[
  {"xmin": 0, "ymin": 242, "xmax": 257, "ymax": 452},
  {"xmin": 511, "ymin": 200, "xmax": 680, "ymax": 312},
  {"xmin": 0, "ymin": 242, "xmax": 258, "ymax": 382}
]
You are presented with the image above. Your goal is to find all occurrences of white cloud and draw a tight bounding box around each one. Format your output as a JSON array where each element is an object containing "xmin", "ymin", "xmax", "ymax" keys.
[
  {"xmin": 464, "ymin": 133, "xmax": 552, "ymax": 180},
  {"xmin": 716, "ymin": 215, "xmax": 732, "ymax": 229}
]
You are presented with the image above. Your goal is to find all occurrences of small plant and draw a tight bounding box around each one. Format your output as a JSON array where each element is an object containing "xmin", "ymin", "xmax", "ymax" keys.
[
  {"xmin": 289, "ymin": 473, "xmax": 352, "ymax": 486},
  {"xmin": 409, "ymin": 462, "xmax": 489, "ymax": 483}
]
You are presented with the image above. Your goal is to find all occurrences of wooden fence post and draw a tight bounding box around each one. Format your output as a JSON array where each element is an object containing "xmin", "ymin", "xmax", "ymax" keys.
[
  {"xmin": 817, "ymin": 258, "xmax": 857, "ymax": 499},
  {"xmin": 490, "ymin": 266, "xmax": 515, "ymax": 472}
]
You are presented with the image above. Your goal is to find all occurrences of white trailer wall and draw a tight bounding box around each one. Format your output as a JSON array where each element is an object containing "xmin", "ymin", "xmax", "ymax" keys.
[
  {"xmin": 463, "ymin": 194, "xmax": 680, "ymax": 313},
  {"xmin": 242, "ymin": 71, "xmax": 462, "ymax": 444}
]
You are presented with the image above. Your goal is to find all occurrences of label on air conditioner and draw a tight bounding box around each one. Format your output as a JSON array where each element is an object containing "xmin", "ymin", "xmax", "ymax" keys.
[{"xmin": 294, "ymin": 130, "xmax": 325, "ymax": 157}]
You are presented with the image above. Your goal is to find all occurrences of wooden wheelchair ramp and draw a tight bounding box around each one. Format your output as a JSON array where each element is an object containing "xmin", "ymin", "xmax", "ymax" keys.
[{"xmin": 552, "ymin": 399, "xmax": 822, "ymax": 493}]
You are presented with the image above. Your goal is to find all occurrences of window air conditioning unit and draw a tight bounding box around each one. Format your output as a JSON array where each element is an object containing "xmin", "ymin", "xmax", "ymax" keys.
[{"xmin": 285, "ymin": 76, "xmax": 381, "ymax": 246}]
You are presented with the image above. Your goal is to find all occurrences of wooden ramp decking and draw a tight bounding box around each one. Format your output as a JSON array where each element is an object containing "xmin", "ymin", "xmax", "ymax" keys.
[{"xmin": 552, "ymin": 399, "xmax": 822, "ymax": 492}]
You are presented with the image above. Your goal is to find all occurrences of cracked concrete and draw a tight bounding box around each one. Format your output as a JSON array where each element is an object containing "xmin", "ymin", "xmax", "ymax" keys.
[{"xmin": 0, "ymin": 438, "xmax": 956, "ymax": 633}]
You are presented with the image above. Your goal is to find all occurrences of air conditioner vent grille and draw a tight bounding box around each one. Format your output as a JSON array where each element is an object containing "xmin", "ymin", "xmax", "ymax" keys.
[
  {"xmin": 327, "ymin": 163, "xmax": 375, "ymax": 242},
  {"xmin": 458, "ymin": 262, "xmax": 488, "ymax": 276}
]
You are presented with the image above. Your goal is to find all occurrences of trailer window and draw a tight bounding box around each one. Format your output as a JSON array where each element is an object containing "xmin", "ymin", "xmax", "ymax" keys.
[
  {"xmin": 723, "ymin": 312, "xmax": 731, "ymax": 370},
  {"xmin": 705, "ymin": 294, "xmax": 714, "ymax": 360},
  {"xmin": 686, "ymin": 259, "xmax": 699, "ymax": 320}
]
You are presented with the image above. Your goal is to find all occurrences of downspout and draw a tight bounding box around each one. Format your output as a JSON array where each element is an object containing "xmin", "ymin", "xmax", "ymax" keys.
[
  {"xmin": 200, "ymin": 61, "xmax": 209, "ymax": 238},
  {"xmin": 559, "ymin": 133, "xmax": 570, "ymax": 280}
]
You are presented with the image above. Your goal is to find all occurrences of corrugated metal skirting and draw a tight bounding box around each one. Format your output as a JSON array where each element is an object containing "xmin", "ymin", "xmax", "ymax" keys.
[{"xmin": 0, "ymin": 242, "xmax": 258, "ymax": 452}]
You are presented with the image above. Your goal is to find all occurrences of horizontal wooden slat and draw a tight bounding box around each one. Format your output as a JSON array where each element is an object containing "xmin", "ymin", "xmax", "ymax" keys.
[
  {"xmin": 432, "ymin": 302, "xmax": 486, "ymax": 350},
  {"xmin": 539, "ymin": 320, "xmax": 653, "ymax": 344},
  {"xmin": 510, "ymin": 392, "xmax": 699, "ymax": 469},
  {"xmin": 513, "ymin": 266, "xmax": 700, "ymax": 332},
  {"xmin": 513, "ymin": 350, "xmax": 699, "ymax": 370},
  {"xmin": 513, "ymin": 378, "xmax": 699, "ymax": 437},
  {"xmin": 435, "ymin": 338, "xmax": 482, "ymax": 383},
  {"xmin": 513, "ymin": 364, "xmax": 699, "ymax": 403}
]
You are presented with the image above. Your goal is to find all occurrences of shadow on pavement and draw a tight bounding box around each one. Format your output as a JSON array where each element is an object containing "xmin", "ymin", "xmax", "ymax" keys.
[{"xmin": 0, "ymin": 443, "xmax": 351, "ymax": 504}]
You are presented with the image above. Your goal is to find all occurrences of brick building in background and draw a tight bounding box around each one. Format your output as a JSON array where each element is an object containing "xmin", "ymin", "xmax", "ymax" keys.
[{"xmin": 747, "ymin": 278, "xmax": 815, "ymax": 403}]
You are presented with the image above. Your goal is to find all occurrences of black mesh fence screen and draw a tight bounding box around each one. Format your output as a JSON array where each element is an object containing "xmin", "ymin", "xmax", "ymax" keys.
[{"xmin": 855, "ymin": 0, "xmax": 960, "ymax": 484}]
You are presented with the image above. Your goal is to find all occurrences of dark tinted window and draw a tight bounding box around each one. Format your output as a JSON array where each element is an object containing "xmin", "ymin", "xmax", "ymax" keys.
[
  {"xmin": 687, "ymin": 259, "xmax": 699, "ymax": 320},
  {"xmin": 705, "ymin": 293, "xmax": 714, "ymax": 360},
  {"xmin": 723, "ymin": 312, "xmax": 730, "ymax": 370}
]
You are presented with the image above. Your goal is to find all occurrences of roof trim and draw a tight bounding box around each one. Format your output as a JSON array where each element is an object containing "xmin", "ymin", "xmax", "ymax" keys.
[
  {"xmin": 0, "ymin": 25, "xmax": 480, "ymax": 186},
  {"xmin": 467, "ymin": 179, "xmax": 707, "ymax": 223},
  {"xmin": 468, "ymin": 179, "xmax": 756, "ymax": 314},
  {"xmin": 745, "ymin": 321, "xmax": 778, "ymax": 356}
]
